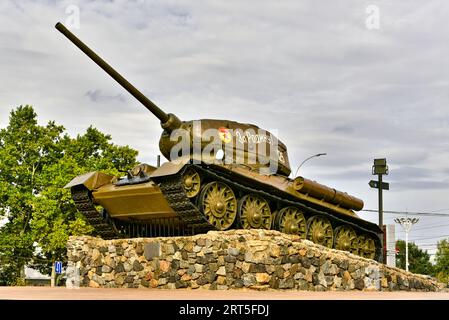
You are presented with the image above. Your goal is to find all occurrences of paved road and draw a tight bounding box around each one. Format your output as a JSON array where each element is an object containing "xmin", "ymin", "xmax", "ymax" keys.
[{"xmin": 1, "ymin": 287, "xmax": 448, "ymax": 300}]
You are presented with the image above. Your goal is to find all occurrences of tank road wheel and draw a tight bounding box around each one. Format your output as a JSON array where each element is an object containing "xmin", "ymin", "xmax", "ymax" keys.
[
  {"xmin": 334, "ymin": 226, "xmax": 357, "ymax": 254},
  {"xmin": 274, "ymin": 206, "xmax": 306, "ymax": 238},
  {"xmin": 307, "ymin": 216, "xmax": 333, "ymax": 248},
  {"xmin": 182, "ymin": 167, "xmax": 201, "ymax": 198},
  {"xmin": 237, "ymin": 194, "xmax": 272, "ymax": 229},
  {"xmin": 357, "ymin": 235, "xmax": 376, "ymax": 260},
  {"xmin": 198, "ymin": 181, "xmax": 237, "ymax": 230}
]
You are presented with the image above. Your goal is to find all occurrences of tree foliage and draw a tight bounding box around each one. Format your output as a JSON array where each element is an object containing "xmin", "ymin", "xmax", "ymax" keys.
[
  {"xmin": 0, "ymin": 105, "xmax": 138, "ymax": 284},
  {"xmin": 434, "ymin": 239, "xmax": 449, "ymax": 283},
  {"xmin": 395, "ymin": 240, "xmax": 434, "ymax": 276}
]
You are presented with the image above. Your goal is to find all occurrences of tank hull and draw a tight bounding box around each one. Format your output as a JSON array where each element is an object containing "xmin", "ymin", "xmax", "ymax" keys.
[
  {"xmin": 66, "ymin": 161, "xmax": 383, "ymax": 261},
  {"xmin": 92, "ymin": 181, "xmax": 175, "ymax": 220}
]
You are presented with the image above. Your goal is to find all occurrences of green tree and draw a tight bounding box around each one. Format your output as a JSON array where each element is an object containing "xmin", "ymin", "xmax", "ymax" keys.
[
  {"xmin": 0, "ymin": 105, "xmax": 138, "ymax": 285},
  {"xmin": 395, "ymin": 240, "xmax": 434, "ymax": 276},
  {"xmin": 434, "ymin": 239, "xmax": 449, "ymax": 284}
]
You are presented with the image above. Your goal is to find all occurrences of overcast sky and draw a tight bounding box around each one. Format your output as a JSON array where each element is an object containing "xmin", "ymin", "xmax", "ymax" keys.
[{"xmin": 1, "ymin": 0, "xmax": 448, "ymax": 257}]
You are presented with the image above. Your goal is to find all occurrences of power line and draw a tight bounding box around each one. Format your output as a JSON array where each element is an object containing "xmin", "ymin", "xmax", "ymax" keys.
[
  {"xmin": 417, "ymin": 243, "xmax": 446, "ymax": 247},
  {"xmin": 428, "ymin": 208, "xmax": 449, "ymax": 213},
  {"xmin": 362, "ymin": 209, "xmax": 449, "ymax": 217},
  {"xmin": 408, "ymin": 234, "xmax": 449, "ymax": 241},
  {"xmin": 395, "ymin": 223, "xmax": 449, "ymax": 232}
]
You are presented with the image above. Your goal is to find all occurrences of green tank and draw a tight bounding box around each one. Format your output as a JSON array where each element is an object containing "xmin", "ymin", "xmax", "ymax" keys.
[{"xmin": 56, "ymin": 22, "xmax": 383, "ymax": 261}]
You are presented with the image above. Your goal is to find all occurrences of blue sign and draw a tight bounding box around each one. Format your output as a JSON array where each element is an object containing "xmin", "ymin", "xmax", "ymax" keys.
[{"xmin": 55, "ymin": 261, "xmax": 62, "ymax": 274}]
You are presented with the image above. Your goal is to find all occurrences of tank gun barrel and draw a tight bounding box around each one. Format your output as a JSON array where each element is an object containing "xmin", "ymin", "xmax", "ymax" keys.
[{"xmin": 55, "ymin": 22, "xmax": 170, "ymax": 124}]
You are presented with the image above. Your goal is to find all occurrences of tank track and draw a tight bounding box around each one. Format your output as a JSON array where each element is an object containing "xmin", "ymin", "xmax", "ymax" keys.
[
  {"xmin": 155, "ymin": 172, "xmax": 213, "ymax": 234},
  {"xmin": 71, "ymin": 186, "xmax": 120, "ymax": 239}
]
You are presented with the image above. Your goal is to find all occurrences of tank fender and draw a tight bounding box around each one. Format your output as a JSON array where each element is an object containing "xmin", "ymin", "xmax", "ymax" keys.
[
  {"xmin": 150, "ymin": 158, "xmax": 189, "ymax": 178},
  {"xmin": 64, "ymin": 171, "xmax": 114, "ymax": 190}
]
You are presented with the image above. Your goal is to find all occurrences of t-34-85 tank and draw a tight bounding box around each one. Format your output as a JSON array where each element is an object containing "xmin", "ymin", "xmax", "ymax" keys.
[{"xmin": 56, "ymin": 22, "xmax": 382, "ymax": 261}]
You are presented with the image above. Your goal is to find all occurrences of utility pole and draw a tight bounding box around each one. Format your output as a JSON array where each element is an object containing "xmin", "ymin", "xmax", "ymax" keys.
[
  {"xmin": 394, "ymin": 217, "xmax": 419, "ymax": 272},
  {"xmin": 378, "ymin": 173, "xmax": 383, "ymax": 229},
  {"xmin": 369, "ymin": 158, "xmax": 389, "ymax": 263}
]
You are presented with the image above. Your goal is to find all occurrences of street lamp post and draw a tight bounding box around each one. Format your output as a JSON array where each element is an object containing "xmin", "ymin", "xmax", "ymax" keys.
[
  {"xmin": 394, "ymin": 217, "xmax": 419, "ymax": 272},
  {"xmin": 294, "ymin": 153, "xmax": 327, "ymax": 177}
]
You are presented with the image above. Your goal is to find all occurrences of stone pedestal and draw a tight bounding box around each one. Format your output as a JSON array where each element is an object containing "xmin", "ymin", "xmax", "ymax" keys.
[{"xmin": 67, "ymin": 229, "xmax": 444, "ymax": 291}]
